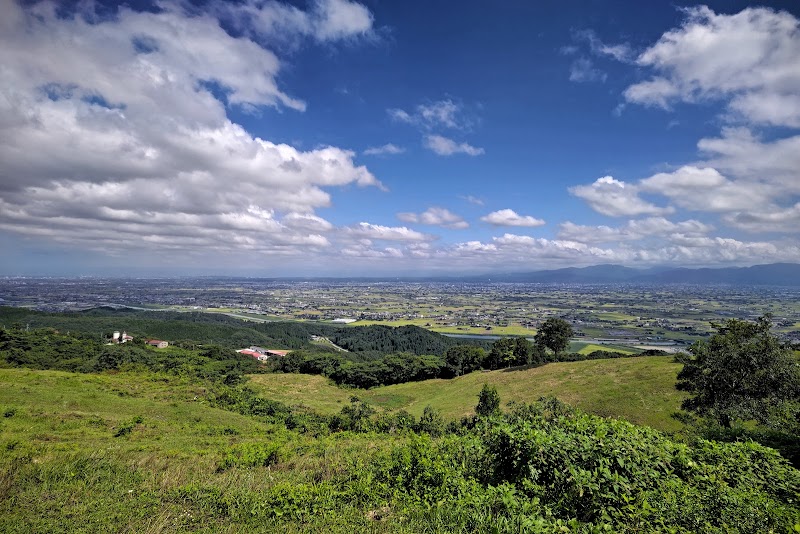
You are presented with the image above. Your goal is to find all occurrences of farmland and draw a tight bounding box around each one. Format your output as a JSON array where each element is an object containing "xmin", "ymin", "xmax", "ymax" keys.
[{"xmin": 4, "ymin": 277, "xmax": 800, "ymax": 352}]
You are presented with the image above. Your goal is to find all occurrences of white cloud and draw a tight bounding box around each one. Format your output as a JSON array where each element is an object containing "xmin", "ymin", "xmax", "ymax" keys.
[
  {"xmin": 424, "ymin": 135, "xmax": 484, "ymax": 156},
  {"xmin": 459, "ymin": 195, "xmax": 484, "ymax": 206},
  {"xmin": 568, "ymin": 176, "xmax": 673, "ymax": 217},
  {"xmin": 397, "ymin": 207, "xmax": 468, "ymax": 229},
  {"xmin": 722, "ymin": 203, "xmax": 800, "ymax": 233},
  {"xmin": 388, "ymin": 99, "xmax": 469, "ymax": 130},
  {"xmin": 216, "ymin": 0, "xmax": 373, "ymax": 44},
  {"xmin": 341, "ymin": 242, "xmax": 405, "ymax": 258},
  {"xmin": 558, "ymin": 217, "xmax": 713, "ymax": 243},
  {"xmin": 387, "ymin": 108, "xmax": 413, "ymax": 123},
  {"xmin": 0, "ymin": 0, "xmax": 382, "ymax": 257},
  {"xmin": 345, "ymin": 222, "xmax": 436, "ymax": 242},
  {"xmin": 639, "ymin": 166, "xmax": 775, "ymax": 213},
  {"xmin": 480, "ymin": 209, "xmax": 545, "ymax": 227},
  {"xmin": 569, "ymin": 58, "xmax": 606, "ymax": 83},
  {"xmin": 573, "ymin": 29, "xmax": 634, "ymax": 62},
  {"xmin": 311, "ymin": 0, "xmax": 374, "ymax": 40},
  {"xmin": 363, "ymin": 143, "xmax": 405, "ymax": 156},
  {"xmin": 283, "ymin": 212, "xmax": 335, "ymax": 232},
  {"xmin": 623, "ymin": 6, "xmax": 800, "ymax": 127},
  {"xmin": 697, "ymin": 128, "xmax": 800, "ymax": 196}
]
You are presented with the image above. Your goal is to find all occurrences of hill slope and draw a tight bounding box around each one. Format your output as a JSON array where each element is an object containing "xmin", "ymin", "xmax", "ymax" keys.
[{"xmin": 249, "ymin": 355, "xmax": 687, "ymax": 432}]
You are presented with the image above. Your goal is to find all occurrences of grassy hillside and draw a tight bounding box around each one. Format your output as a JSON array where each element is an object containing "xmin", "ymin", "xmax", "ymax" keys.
[
  {"xmin": 249, "ymin": 355, "xmax": 687, "ymax": 432},
  {"xmin": 0, "ymin": 368, "xmax": 397, "ymax": 533},
  {"xmin": 2, "ymin": 367, "xmax": 797, "ymax": 533}
]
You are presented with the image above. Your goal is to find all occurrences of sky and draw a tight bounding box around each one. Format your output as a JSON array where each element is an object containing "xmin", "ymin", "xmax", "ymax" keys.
[{"xmin": 1, "ymin": 0, "xmax": 799, "ymax": 276}]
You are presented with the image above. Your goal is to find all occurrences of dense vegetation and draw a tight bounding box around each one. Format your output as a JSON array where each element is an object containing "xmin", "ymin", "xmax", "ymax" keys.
[
  {"xmin": 0, "ymin": 306, "xmax": 490, "ymax": 353},
  {"xmin": 273, "ymin": 340, "xmax": 660, "ymax": 389},
  {"xmin": 1, "ymin": 306, "xmax": 658, "ymax": 390},
  {"xmin": 2, "ymin": 306, "xmax": 799, "ymax": 531},
  {"xmin": 675, "ymin": 315, "xmax": 800, "ymax": 466},
  {"xmin": 0, "ymin": 327, "xmax": 261, "ymax": 384},
  {"xmin": 1, "ymin": 365, "xmax": 798, "ymax": 533}
]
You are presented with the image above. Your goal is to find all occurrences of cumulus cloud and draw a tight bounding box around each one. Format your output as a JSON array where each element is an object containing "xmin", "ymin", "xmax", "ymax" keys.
[
  {"xmin": 623, "ymin": 6, "xmax": 800, "ymax": 127},
  {"xmin": 568, "ymin": 177, "xmax": 673, "ymax": 217},
  {"xmin": 480, "ymin": 209, "xmax": 545, "ymax": 227},
  {"xmin": 396, "ymin": 207, "xmax": 468, "ymax": 229},
  {"xmin": 389, "ymin": 99, "xmax": 483, "ymax": 157},
  {"xmin": 423, "ymin": 135, "xmax": 484, "ymax": 156},
  {"xmin": 0, "ymin": 0, "xmax": 381, "ymax": 256},
  {"xmin": 345, "ymin": 222, "xmax": 436, "ymax": 242},
  {"xmin": 341, "ymin": 242, "xmax": 405, "ymax": 258},
  {"xmin": 363, "ymin": 143, "xmax": 405, "ymax": 156},
  {"xmin": 558, "ymin": 217, "xmax": 713, "ymax": 243},
  {"xmin": 697, "ymin": 128, "xmax": 800, "ymax": 195},
  {"xmin": 216, "ymin": 0, "xmax": 374, "ymax": 44},
  {"xmin": 722, "ymin": 203, "xmax": 800, "ymax": 233},
  {"xmin": 639, "ymin": 166, "xmax": 775, "ymax": 213},
  {"xmin": 440, "ymin": 233, "xmax": 800, "ymax": 271}
]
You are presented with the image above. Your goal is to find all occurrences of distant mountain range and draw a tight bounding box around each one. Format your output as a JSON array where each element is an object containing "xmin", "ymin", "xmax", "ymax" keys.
[{"xmin": 465, "ymin": 263, "xmax": 800, "ymax": 285}]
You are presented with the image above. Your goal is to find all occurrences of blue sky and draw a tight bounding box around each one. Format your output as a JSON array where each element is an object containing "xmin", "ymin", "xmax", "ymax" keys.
[{"xmin": 0, "ymin": 0, "xmax": 799, "ymax": 276}]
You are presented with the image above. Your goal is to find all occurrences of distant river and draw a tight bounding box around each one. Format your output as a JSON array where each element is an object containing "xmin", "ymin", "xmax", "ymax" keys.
[{"xmin": 442, "ymin": 333, "xmax": 533, "ymax": 341}]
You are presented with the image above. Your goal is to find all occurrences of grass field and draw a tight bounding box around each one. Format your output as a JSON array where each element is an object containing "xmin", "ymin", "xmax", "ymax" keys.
[
  {"xmin": 0, "ymin": 368, "xmax": 398, "ymax": 533},
  {"xmin": 570, "ymin": 342, "xmax": 641, "ymax": 354},
  {"xmin": 248, "ymin": 355, "xmax": 687, "ymax": 432}
]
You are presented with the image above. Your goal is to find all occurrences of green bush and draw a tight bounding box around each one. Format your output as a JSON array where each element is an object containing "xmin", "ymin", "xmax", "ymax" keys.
[{"xmin": 218, "ymin": 441, "xmax": 285, "ymax": 470}]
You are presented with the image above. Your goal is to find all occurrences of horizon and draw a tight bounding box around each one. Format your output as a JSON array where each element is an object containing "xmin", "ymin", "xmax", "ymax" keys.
[
  {"xmin": 1, "ymin": 261, "xmax": 798, "ymax": 281},
  {"xmin": 1, "ymin": 0, "xmax": 799, "ymax": 276}
]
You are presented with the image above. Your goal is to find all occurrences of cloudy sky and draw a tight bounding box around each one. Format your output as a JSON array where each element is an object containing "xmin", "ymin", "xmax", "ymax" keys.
[{"xmin": 1, "ymin": 0, "xmax": 799, "ymax": 276}]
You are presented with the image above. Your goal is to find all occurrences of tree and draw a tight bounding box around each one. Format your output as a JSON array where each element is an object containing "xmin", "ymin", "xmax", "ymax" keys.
[
  {"xmin": 444, "ymin": 345, "xmax": 486, "ymax": 377},
  {"xmin": 415, "ymin": 405, "xmax": 444, "ymax": 436},
  {"xmin": 535, "ymin": 318, "xmax": 573, "ymax": 356},
  {"xmin": 476, "ymin": 383, "xmax": 501, "ymax": 417},
  {"xmin": 485, "ymin": 338, "xmax": 515, "ymax": 369},
  {"xmin": 676, "ymin": 315, "xmax": 800, "ymax": 428}
]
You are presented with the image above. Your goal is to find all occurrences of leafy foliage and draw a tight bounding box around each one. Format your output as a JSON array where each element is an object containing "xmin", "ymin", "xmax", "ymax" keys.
[
  {"xmin": 326, "ymin": 324, "xmax": 492, "ymax": 354},
  {"xmin": 273, "ymin": 350, "xmax": 447, "ymax": 388},
  {"xmin": 476, "ymin": 383, "xmax": 501, "ymax": 417},
  {"xmin": 442, "ymin": 345, "xmax": 486, "ymax": 377},
  {"xmin": 0, "ymin": 327, "xmax": 261, "ymax": 383},
  {"xmin": 676, "ymin": 315, "xmax": 800, "ymax": 428},
  {"xmin": 534, "ymin": 317, "xmax": 574, "ymax": 355},
  {"xmin": 372, "ymin": 400, "xmax": 800, "ymax": 533}
]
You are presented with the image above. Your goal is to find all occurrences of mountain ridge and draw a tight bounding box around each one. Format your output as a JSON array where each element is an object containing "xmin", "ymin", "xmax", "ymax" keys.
[{"xmin": 465, "ymin": 262, "xmax": 800, "ymax": 285}]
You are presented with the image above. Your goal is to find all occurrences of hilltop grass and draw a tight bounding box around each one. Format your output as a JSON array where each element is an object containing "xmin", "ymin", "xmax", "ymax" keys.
[
  {"xmin": 0, "ymin": 368, "xmax": 399, "ymax": 533},
  {"xmin": 1, "ymin": 365, "xmax": 797, "ymax": 533},
  {"xmin": 249, "ymin": 355, "xmax": 687, "ymax": 432},
  {"xmin": 570, "ymin": 342, "xmax": 640, "ymax": 355}
]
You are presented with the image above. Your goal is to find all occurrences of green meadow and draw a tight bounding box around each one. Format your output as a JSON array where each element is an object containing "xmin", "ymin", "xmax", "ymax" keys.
[{"xmin": 249, "ymin": 355, "xmax": 687, "ymax": 432}]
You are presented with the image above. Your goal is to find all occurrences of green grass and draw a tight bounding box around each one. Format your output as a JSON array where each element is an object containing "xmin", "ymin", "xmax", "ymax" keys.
[
  {"xmin": 247, "ymin": 373, "xmax": 355, "ymax": 413},
  {"xmin": 0, "ymin": 368, "xmax": 400, "ymax": 533},
  {"xmin": 1, "ymin": 364, "xmax": 795, "ymax": 533},
  {"xmin": 570, "ymin": 342, "xmax": 640, "ymax": 355},
  {"xmin": 248, "ymin": 356, "xmax": 687, "ymax": 432}
]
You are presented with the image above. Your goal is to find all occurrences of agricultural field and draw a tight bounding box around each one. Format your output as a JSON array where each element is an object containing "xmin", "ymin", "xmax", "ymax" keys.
[{"xmin": 4, "ymin": 277, "xmax": 798, "ymax": 351}]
